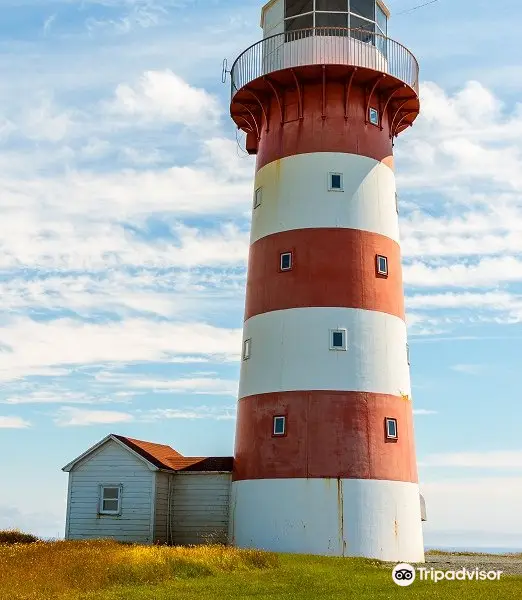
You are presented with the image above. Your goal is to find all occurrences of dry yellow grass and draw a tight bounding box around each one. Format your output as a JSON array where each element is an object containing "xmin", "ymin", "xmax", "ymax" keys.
[{"xmin": 0, "ymin": 537, "xmax": 278, "ymax": 600}]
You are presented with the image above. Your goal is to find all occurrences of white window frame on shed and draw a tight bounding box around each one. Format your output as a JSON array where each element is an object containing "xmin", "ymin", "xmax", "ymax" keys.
[
  {"xmin": 330, "ymin": 328, "xmax": 348, "ymax": 351},
  {"xmin": 99, "ymin": 484, "xmax": 123, "ymax": 516}
]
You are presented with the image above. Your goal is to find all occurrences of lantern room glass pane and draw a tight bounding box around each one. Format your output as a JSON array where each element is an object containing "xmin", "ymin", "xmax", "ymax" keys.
[
  {"xmin": 350, "ymin": 0, "xmax": 375, "ymax": 20},
  {"xmin": 316, "ymin": 0, "xmax": 348, "ymax": 11},
  {"xmin": 285, "ymin": 0, "xmax": 313, "ymax": 18},
  {"xmin": 376, "ymin": 3, "xmax": 387, "ymax": 35},
  {"xmin": 350, "ymin": 15, "xmax": 375, "ymax": 43},
  {"xmin": 285, "ymin": 13, "xmax": 314, "ymax": 31},
  {"xmin": 316, "ymin": 12, "xmax": 349, "ymax": 28}
]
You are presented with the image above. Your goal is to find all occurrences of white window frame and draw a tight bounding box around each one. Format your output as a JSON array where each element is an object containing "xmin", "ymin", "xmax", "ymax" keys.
[
  {"xmin": 330, "ymin": 328, "xmax": 347, "ymax": 351},
  {"xmin": 243, "ymin": 338, "xmax": 252, "ymax": 361},
  {"xmin": 386, "ymin": 418, "xmax": 398, "ymax": 440},
  {"xmin": 273, "ymin": 416, "xmax": 287, "ymax": 437},
  {"xmin": 280, "ymin": 252, "xmax": 293, "ymax": 271},
  {"xmin": 376, "ymin": 254, "xmax": 388, "ymax": 276},
  {"xmin": 369, "ymin": 106, "xmax": 380, "ymax": 126},
  {"xmin": 328, "ymin": 172, "xmax": 344, "ymax": 192},
  {"xmin": 254, "ymin": 187, "xmax": 262, "ymax": 209},
  {"xmin": 99, "ymin": 485, "xmax": 122, "ymax": 516}
]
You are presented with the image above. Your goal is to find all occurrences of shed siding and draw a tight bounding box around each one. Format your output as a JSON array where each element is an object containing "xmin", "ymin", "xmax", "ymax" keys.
[
  {"xmin": 171, "ymin": 474, "xmax": 232, "ymax": 545},
  {"xmin": 66, "ymin": 440, "xmax": 154, "ymax": 544},
  {"xmin": 154, "ymin": 472, "xmax": 171, "ymax": 544}
]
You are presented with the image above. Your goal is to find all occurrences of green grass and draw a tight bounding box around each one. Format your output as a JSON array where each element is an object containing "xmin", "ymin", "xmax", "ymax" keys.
[
  {"xmin": 76, "ymin": 554, "xmax": 521, "ymax": 600},
  {"xmin": 1, "ymin": 534, "xmax": 520, "ymax": 600}
]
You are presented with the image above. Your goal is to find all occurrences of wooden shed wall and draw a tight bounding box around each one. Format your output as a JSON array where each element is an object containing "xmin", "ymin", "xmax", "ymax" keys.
[
  {"xmin": 66, "ymin": 439, "xmax": 154, "ymax": 544},
  {"xmin": 171, "ymin": 473, "xmax": 232, "ymax": 545}
]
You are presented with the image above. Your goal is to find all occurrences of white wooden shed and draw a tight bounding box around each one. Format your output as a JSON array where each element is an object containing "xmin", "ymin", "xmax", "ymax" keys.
[{"xmin": 62, "ymin": 434, "xmax": 233, "ymax": 545}]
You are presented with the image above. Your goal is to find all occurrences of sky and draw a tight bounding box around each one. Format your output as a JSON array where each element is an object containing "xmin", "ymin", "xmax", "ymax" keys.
[{"xmin": 0, "ymin": 0, "xmax": 521, "ymax": 550}]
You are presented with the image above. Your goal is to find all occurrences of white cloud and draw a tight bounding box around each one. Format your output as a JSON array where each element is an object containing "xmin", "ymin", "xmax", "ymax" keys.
[
  {"xmin": 404, "ymin": 257, "xmax": 522, "ymax": 289},
  {"xmin": 0, "ymin": 416, "xmax": 31, "ymax": 428},
  {"xmin": 0, "ymin": 318, "xmax": 241, "ymax": 382},
  {"xmin": 145, "ymin": 406, "xmax": 236, "ymax": 421},
  {"xmin": 127, "ymin": 377, "xmax": 238, "ymax": 396},
  {"xmin": 108, "ymin": 70, "xmax": 221, "ymax": 127},
  {"xmin": 413, "ymin": 409, "xmax": 438, "ymax": 416},
  {"xmin": 451, "ymin": 364, "xmax": 484, "ymax": 375},
  {"xmin": 420, "ymin": 451, "xmax": 522, "ymax": 469},
  {"xmin": 1, "ymin": 390, "xmax": 128, "ymax": 406},
  {"xmin": 55, "ymin": 407, "xmax": 134, "ymax": 426},
  {"xmin": 421, "ymin": 477, "xmax": 522, "ymax": 546},
  {"xmin": 406, "ymin": 291, "xmax": 518, "ymax": 310}
]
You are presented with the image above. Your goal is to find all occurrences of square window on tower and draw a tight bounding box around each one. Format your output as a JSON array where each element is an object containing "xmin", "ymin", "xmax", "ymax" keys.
[
  {"xmin": 386, "ymin": 418, "xmax": 398, "ymax": 440},
  {"xmin": 376, "ymin": 255, "xmax": 389, "ymax": 277},
  {"xmin": 328, "ymin": 172, "xmax": 344, "ymax": 192},
  {"xmin": 330, "ymin": 328, "xmax": 347, "ymax": 351},
  {"xmin": 273, "ymin": 416, "xmax": 287, "ymax": 437},
  {"xmin": 280, "ymin": 252, "xmax": 293, "ymax": 272},
  {"xmin": 369, "ymin": 107, "xmax": 380, "ymax": 126}
]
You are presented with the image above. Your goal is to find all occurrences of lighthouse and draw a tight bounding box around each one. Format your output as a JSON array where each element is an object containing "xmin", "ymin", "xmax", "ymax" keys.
[{"xmin": 228, "ymin": 0, "xmax": 424, "ymax": 562}]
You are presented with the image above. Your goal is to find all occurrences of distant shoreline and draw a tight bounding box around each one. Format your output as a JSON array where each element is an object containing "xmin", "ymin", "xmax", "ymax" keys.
[{"xmin": 426, "ymin": 547, "xmax": 522, "ymax": 555}]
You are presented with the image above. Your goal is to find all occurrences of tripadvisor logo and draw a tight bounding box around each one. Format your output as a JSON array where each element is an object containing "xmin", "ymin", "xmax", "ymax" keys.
[
  {"xmin": 392, "ymin": 563, "xmax": 503, "ymax": 586},
  {"xmin": 392, "ymin": 564, "xmax": 416, "ymax": 587}
]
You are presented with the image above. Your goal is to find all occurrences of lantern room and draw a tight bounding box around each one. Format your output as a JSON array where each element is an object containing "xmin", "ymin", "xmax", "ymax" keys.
[{"xmin": 262, "ymin": 0, "xmax": 389, "ymax": 39}]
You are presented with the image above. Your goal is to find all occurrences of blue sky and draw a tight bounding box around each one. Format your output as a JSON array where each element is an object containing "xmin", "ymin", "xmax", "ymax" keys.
[{"xmin": 0, "ymin": 0, "xmax": 521, "ymax": 549}]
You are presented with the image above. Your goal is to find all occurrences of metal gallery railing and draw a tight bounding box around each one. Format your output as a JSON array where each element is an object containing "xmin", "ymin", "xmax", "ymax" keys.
[{"xmin": 231, "ymin": 27, "xmax": 419, "ymax": 97}]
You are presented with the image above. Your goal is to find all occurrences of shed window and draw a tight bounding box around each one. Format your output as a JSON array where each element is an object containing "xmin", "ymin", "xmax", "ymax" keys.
[
  {"xmin": 376, "ymin": 255, "xmax": 388, "ymax": 276},
  {"xmin": 386, "ymin": 418, "xmax": 398, "ymax": 440},
  {"xmin": 330, "ymin": 328, "xmax": 347, "ymax": 351},
  {"xmin": 273, "ymin": 416, "xmax": 287, "ymax": 436},
  {"xmin": 280, "ymin": 252, "xmax": 293, "ymax": 271},
  {"xmin": 254, "ymin": 187, "xmax": 262, "ymax": 209},
  {"xmin": 369, "ymin": 107, "xmax": 379, "ymax": 126},
  {"xmin": 243, "ymin": 338, "xmax": 252, "ymax": 361},
  {"xmin": 99, "ymin": 486, "xmax": 122, "ymax": 515},
  {"xmin": 329, "ymin": 172, "xmax": 344, "ymax": 191}
]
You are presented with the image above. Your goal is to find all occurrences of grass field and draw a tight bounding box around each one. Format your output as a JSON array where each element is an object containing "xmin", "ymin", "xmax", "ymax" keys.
[{"xmin": 1, "ymin": 531, "xmax": 521, "ymax": 599}]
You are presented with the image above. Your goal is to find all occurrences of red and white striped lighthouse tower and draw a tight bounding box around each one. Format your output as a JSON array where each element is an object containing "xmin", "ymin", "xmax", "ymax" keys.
[{"xmin": 228, "ymin": 0, "xmax": 424, "ymax": 562}]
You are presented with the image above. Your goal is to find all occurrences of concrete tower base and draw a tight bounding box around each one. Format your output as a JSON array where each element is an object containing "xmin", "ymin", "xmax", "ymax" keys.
[{"xmin": 230, "ymin": 478, "xmax": 425, "ymax": 562}]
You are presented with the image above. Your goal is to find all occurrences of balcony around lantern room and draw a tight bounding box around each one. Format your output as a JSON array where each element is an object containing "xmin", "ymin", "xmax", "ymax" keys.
[{"xmin": 231, "ymin": 0, "xmax": 419, "ymax": 98}]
